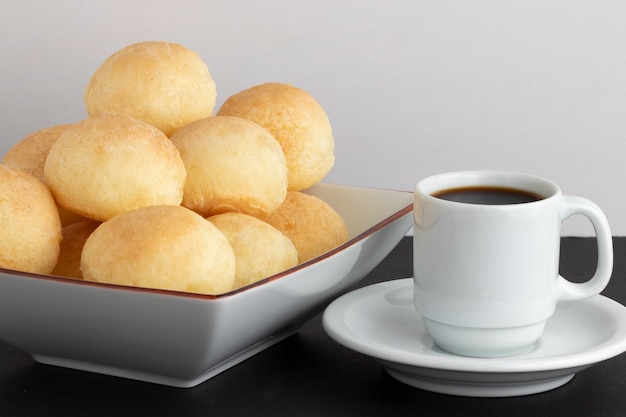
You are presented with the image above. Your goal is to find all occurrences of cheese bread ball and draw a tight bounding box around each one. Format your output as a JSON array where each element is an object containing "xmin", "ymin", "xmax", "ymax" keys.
[
  {"xmin": 170, "ymin": 115, "xmax": 288, "ymax": 218},
  {"xmin": 0, "ymin": 164, "xmax": 62, "ymax": 274},
  {"xmin": 208, "ymin": 212, "xmax": 298, "ymax": 289},
  {"xmin": 2, "ymin": 124, "xmax": 87, "ymax": 226},
  {"xmin": 81, "ymin": 205, "xmax": 236, "ymax": 295},
  {"xmin": 43, "ymin": 113, "xmax": 186, "ymax": 222},
  {"xmin": 84, "ymin": 41, "xmax": 216, "ymax": 136},
  {"xmin": 51, "ymin": 219, "xmax": 101, "ymax": 280},
  {"xmin": 217, "ymin": 82, "xmax": 334, "ymax": 191},
  {"xmin": 2, "ymin": 124, "xmax": 72, "ymax": 180},
  {"xmin": 264, "ymin": 191, "xmax": 349, "ymax": 263}
]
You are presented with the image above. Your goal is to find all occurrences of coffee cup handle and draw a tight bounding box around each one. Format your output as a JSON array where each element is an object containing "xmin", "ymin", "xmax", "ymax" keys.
[{"xmin": 557, "ymin": 195, "xmax": 613, "ymax": 301}]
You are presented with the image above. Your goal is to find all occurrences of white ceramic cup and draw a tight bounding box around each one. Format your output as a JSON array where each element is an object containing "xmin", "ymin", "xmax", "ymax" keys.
[{"xmin": 413, "ymin": 170, "xmax": 613, "ymax": 358}]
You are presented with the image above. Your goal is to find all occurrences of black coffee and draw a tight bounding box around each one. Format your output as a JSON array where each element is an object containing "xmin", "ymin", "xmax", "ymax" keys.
[{"xmin": 433, "ymin": 186, "xmax": 543, "ymax": 205}]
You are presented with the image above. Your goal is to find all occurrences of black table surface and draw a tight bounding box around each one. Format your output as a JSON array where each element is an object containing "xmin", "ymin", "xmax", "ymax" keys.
[{"xmin": 1, "ymin": 237, "xmax": 625, "ymax": 416}]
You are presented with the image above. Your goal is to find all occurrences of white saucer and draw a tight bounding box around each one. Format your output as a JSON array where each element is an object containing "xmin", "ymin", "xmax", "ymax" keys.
[{"xmin": 322, "ymin": 278, "xmax": 626, "ymax": 397}]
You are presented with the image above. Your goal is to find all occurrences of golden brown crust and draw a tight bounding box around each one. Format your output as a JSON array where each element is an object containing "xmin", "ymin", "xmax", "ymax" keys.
[
  {"xmin": 170, "ymin": 115, "xmax": 288, "ymax": 218},
  {"xmin": 1, "ymin": 124, "xmax": 90, "ymax": 227},
  {"xmin": 217, "ymin": 82, "xmax": 334, "ymax": 191},
  {"xmin": 81, "ymin": 205, "xmax": 236, "ymax": 295},
  {"xmin": 208, "ymin": 212, "xmax": 298, "ymax": 289},
  {"xmin": 84, "ymin": 41, "xmax": 216, "ymax": 136},
  {"xmin": 264, "ymin": 191, "xmax": 349, "ymax": 263},
  {"xmin": 2, "ymin": 124, "xmax": 73, "ymax": 181},
  {"xmin": 43, "ymin": 113, "xmax": 186, "ymax": 222},
  {"xmin": 0, "ymin": 164, "xmax": 62, "ymax": 274}
]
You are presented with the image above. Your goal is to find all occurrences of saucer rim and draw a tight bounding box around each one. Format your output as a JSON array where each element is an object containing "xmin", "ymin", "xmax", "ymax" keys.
[{"xmin": 322, "ymin": 278, "xmax": 626, "ymax": 375}]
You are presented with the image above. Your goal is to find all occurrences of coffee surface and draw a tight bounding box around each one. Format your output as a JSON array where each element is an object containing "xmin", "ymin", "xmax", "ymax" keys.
[{"xmin": 432, "ymin": 186, "xmax": 543, "ymax": 205}]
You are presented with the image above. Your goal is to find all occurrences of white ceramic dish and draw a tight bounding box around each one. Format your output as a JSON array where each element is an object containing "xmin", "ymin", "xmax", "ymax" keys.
[
  {"xmin": 0, "ymin": 183, "xmax": 413, "ymax": 388},
  {"xmin": 323, "ymin": 278, "xmax": 626, "ymax": 397}
]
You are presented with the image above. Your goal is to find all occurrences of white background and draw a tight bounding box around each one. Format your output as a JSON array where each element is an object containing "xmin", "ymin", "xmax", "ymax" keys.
[{"xmin": 1, "ymin": 0, "xmax": 624, "ymax": 235}]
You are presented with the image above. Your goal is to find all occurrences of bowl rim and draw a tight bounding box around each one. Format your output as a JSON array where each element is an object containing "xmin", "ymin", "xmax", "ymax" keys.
[{"xmin": 0, "ymin": 187, "xmax": 413, "ymax": 300}]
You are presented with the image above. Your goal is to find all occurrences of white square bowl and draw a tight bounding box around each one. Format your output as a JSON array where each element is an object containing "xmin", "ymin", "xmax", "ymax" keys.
[{"xmin": 0, "ymin": 183, "xmax": 413, "ymax": 387}]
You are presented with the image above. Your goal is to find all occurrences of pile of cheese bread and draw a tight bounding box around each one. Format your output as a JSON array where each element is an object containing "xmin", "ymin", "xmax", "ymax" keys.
[{"xmin": 0, "ymin": 41, "xmax": 349, "ymax": 295}]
